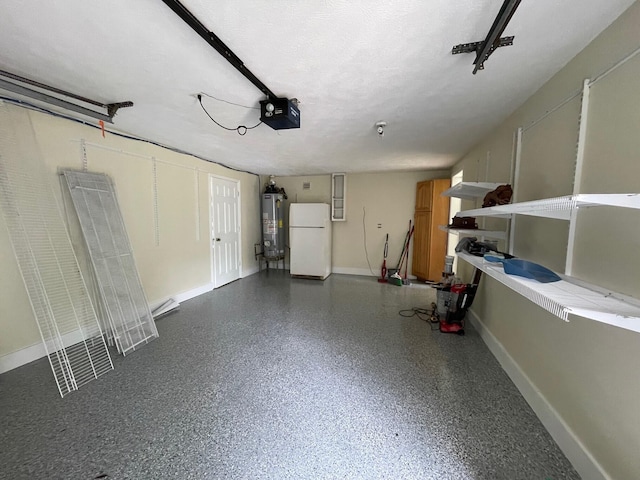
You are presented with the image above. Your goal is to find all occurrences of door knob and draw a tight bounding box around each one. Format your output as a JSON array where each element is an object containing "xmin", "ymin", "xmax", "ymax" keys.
[{"xmin": 215, "ymin": 238, "xmax": 221, "ymax": 242}]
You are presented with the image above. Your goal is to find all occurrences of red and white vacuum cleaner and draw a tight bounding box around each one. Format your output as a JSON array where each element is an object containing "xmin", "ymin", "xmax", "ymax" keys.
[
  {"xmin": 431, "ymin": 282, "xmax": 479, "ymax": 335},
  {"xmin": 443, "ymin": 284, "xmax": 476, "ymax": 334}
]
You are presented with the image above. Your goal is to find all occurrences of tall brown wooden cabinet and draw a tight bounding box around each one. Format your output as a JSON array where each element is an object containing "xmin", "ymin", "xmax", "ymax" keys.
[{"xmin": 411, "ymin": 178, "xmax": 451, "ymax": 281}]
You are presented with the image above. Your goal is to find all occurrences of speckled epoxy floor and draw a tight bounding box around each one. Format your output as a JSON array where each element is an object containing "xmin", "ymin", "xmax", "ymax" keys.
[{"xmin": 0, "ymin": 272, "xmax": 579, "ymax": 480}]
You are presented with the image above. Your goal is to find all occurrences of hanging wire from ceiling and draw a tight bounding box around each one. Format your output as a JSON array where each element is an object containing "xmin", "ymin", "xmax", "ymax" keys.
[
  {"xmin": 199, "ymin": 92, "xmax": 260, "ymax": 110},
  {"xmin": 197, "ymin": 94, "xmax": 261, "ymax": 136}
]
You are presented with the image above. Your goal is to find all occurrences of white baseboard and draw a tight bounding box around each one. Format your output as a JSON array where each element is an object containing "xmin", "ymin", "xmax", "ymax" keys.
[
  {"xmin": 242, "ymin": 265, "xmax": 260, "ymax": 277},
  {"xmin": 0, "ymin": 341, "xmax": 46, "ymax": 374},
  {"xmin": 332, "ymin": 266, "xmax": 418, "ymax": 280},
  {"xmin": 332, "ymin": 267, "xmax": 377, "ymax": 276},
  {"xmin": 0, "ymin": 328, "xmax": 86, "ymax": 374},
  {"xmin": 4, "ymin": 282, "xmax": 217, "ymax": 374},
  {"xmin": 249, "ymin": 264, "xmax": 407, "ymax": 279},
  {"xmin": 149, "ymin": 283, "xmax": 213, "ymax": 311},
  {"xmin": 172, "ymin": 283, "xmax": 214, "ymax": 304},
  {"xmin": 467, "ymin": 308, "xmax": 609, "ymax": 480}
]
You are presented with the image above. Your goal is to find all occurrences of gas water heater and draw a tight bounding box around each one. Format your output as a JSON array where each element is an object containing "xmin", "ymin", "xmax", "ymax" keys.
[{"xmin": 262, "ymin": 192, "xmax": 285, "ymax": 260}]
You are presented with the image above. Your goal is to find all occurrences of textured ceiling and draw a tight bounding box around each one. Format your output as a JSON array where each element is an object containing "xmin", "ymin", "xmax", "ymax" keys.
[{"xmin": 0, "ymin": 1, "xmax": 635, "ymax": 175}]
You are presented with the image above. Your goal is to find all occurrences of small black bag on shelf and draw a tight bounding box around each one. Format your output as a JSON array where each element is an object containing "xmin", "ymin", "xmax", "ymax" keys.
[{"xmin": 455, "ymin": 236, "xmax": 512, "ymax": 258}]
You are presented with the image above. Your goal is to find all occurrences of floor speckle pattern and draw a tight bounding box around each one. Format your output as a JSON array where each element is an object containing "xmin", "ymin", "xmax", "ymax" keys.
[{"xmin": 0, "ymin": 272, "xmax": 580, "ymax": 479}]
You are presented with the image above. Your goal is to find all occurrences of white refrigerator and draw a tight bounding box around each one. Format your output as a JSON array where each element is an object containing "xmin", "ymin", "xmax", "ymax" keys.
[{"xmin": 289, "ymin": 203, "xmax": 332, "ymax": 279}]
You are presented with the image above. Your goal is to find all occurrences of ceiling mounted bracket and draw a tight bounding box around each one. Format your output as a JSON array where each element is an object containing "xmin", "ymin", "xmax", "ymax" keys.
[
  {"xmin": 106, "ymin": 102, "xmax": 134, "ymax": 118},
  {"xmin": 452, "ymin": 36, "xmax": 514, "ymax": 56},
  {"xmin": 452, "ymin": 0, "xmax": 522, "ymax": 74},
  {"xmin": 0, "ymin": 69, "xmax": 133, "ymax": 123}
]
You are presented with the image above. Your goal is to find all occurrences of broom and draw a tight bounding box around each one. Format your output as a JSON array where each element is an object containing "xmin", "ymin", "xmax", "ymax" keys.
[
  {"xmin": 402, "ymin": 225, "xmax": 415, "ymax": 285},
  {"xmin": 390, "ymin": 222, "xmax": 413, "ymax": 286}
]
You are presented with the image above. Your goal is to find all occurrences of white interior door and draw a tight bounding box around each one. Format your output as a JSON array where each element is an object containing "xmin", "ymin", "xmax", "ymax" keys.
[{"xmin": 210, "ymin": 176, "xmax": 241, "ymax": 288}]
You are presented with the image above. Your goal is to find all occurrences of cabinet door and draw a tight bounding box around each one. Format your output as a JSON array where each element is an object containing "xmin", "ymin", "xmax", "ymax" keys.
[
  {"xmin": 411, "ymin": 210, "xmax": 432, "ymax": 279},
  {"xmin": 415, "ymin": 181, "xmax": 434, "ymax": 211},
  {"xmin": 427, "ymin": 179, "xmax": 451, "ymax": 280}
]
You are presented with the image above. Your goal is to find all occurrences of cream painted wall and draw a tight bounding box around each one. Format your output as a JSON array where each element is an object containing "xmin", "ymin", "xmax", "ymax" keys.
[
  {"xmin": 451, "ymin": 3, "xmax": 640, "ymax": 478},
  {"xmin": 275, "ymin": 171, "xmax": 450, "ymax": 275},
  {"xmin": 270, "ymin": 174, "xmax": 332, "ymax": 205},
  {"xmin": 333, "ymin": 171, "xmax": 450, "ymax": 276},
  {"xmin": 0, "ymin": 105, "xmax": 261, "ymax": 357}
]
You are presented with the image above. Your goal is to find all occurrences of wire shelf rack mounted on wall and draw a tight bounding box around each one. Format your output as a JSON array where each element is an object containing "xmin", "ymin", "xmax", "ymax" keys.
[
  {"xmin": 454, "ymin": 192, "xmax": 640, "ymax": 333},
  {"xmin": 459, "ymin": 252, "xmax": 640, "ymax": 333},
  {"xmin": 455, "ymin": 194, "xmax": 640, "ymax": 220},
  {"xmin": 442, "ymin": 182, "xmax": 505, "ymax": 200}
]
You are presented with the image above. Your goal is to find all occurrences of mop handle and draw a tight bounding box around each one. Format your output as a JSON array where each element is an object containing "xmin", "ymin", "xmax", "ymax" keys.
[{"xmin": 396, "ymin": 220, "xmax": 412, "ymax": 268}]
